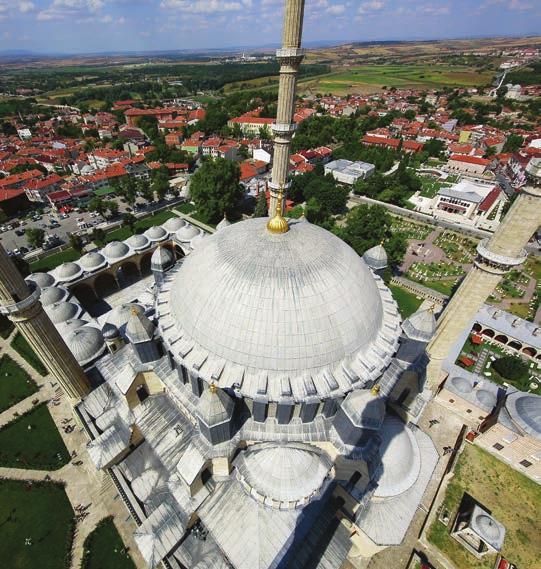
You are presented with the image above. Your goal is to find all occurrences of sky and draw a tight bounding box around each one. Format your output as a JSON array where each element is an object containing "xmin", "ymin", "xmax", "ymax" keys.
[{"xmin": 0, "ymin": 0, "xmax": 539, "ymax": 54}]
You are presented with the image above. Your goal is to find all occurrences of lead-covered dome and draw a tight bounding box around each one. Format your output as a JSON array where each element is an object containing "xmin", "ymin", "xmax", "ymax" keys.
[
  {"xmin": 505, "ymin": 391, "xmax": 541, "ymax": 439},
  {"xmin": 161, "ymin": 218, "xmax": 400, "ymax": 400}
]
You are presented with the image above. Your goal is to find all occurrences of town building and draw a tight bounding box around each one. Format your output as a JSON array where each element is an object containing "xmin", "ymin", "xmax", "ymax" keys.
[{"xmin": 324, "ymin": 159, "xmax": 375, "ymax": 185}]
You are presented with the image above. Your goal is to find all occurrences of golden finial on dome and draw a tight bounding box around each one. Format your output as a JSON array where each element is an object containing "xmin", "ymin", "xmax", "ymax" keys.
[
  {"xmin": 267, "ymin": 187, "xmax": 289, "ymax": 235},
  {"xmin": 209, "ymin": 382, "xmax": 218, "ymax": 394},
  {"xmin": 370, "ymin": 384, "xmax": 380, "ymax": 396}
]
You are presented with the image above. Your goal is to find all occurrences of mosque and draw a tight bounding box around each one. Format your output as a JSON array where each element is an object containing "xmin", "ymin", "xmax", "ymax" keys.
[{"xmin": 0, "ymin": 1, "xmax": 539, "ymax": 568}]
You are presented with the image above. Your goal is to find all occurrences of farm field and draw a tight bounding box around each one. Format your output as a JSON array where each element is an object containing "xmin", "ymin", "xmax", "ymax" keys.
[{"xmin": 298, "ymin": 64, "xmax": 493, "ymax": 95}]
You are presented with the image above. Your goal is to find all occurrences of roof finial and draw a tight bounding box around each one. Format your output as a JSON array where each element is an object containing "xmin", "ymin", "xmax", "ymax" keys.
[
  {"xmin": 209, "ymin": 382, "xmax": 218, "ymax": 394},
  {"xmin": 267, "ymin": 186, "xmax": 289, "ymax": 235},
  {"xmin": 370, "ymin": 384, "xmax": 380, "ymax": 396}
]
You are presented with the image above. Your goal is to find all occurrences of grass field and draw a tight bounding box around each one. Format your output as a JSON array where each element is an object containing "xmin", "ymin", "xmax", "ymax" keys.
[
  {"xmin": 0, "ymin": 479, "xmax": 74, "ymax": 569},
  {"xmin": 29, "ymin": 247, "xmax": 81, "ymax": 273},
  {"xmin": 0, "ymin": 402, "xmax": 70, "ymax": 470},
  {"xmin": 428, "ymin": 444, "xmax": 541, "ymax": 569},
  {"xmin": 82, "ymin": 517, "xmax": 136, "ymax": 569},
  {"xmin": 11, "ymin": 332, "xmax": 48, "ymax": 376},
  {"xmin": 299, "ymin": 64, "xmax": 492, "ymax": 95},
  {"xmin": 0, "ymin": 354, "xmax": 39, "ymax": 414},
  {"xmin": 389, "ymin": 284, "xmax": 423, "ymax": 318}
]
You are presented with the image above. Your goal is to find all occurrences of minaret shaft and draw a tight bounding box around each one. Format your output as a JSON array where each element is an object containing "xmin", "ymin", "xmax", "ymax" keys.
[
  {"xmin": 0, "ymin": 244, "xmax": 90, "ymax": 400},
  {"xmin": 269, "ymin": 0, "xmax": 305, "ymax": 217},
  {"xmin": 426, "ymin": 179, "xmax": 541, "ymax": 389}
]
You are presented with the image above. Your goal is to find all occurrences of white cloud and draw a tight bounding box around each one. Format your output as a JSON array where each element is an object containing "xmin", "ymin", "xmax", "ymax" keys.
[
  {"xmin": 358, "ymin": 0, "xmax": 385, "ymax": 15},
  {"xmin": 327, "ymin": 4, "xmax": 346, "ymax": 15},
  {"xmin": 160, "ymin": 0, "xmax": 253, "ymax": 13},
  {"xmin": 37, "ymin": 0, "xmax": 105, "ymax": 22},
  {"xmin": 19, "ymin": 1, "xmax": 36, "ymax": 13}
]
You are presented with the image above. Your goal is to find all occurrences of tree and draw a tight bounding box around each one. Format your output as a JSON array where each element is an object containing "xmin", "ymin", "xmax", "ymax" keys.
[
  {"xmin": 87, "ymin": 197, "xmax": 108, "ymax": 216},
  {"xmin": 189, "ymin": 158, "xmax": 244, "ymax": 223},
  {"xmin": 423, "ymin": 138, "xmax": 445, "ymax": 158},
  {"xmin": 254, "ymin": 191, "xmax": 268, "ymax": 217},
  {"xmin": 105, "ymin": 200, "xmax": 119, "ymax": 218},
  {"xmin": 25, "ymin": 228, "xmax": 45, "ymax": 249},
  {"xmin": 503, "ymin": 134, "xmax": 524, "ymax": 153},
  {"xmin": 492, "ymin": 355, "xmax": 528, "ymax": 382},
  {"xmin": 69, "ymin": 233, "xmax": 84, "ymax": 253},
  {"xmin": 123, "ymin": 212, "xmax": 137, "ymax": 232},
  {"xmin": 90, "ymin": 228, "xmax": 106, "ymax": 247}
]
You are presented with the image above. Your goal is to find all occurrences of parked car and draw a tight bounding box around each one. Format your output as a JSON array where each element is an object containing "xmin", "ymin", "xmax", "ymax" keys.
[{"xmin": 15, "ymin": 229, "xmax": 25, "ymax": 236}]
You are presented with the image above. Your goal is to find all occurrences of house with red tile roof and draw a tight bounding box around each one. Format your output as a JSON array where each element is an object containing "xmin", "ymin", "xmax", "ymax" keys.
[{"xmin": 446, "ymin": 154, "xmax": 493, "ymax": 176}]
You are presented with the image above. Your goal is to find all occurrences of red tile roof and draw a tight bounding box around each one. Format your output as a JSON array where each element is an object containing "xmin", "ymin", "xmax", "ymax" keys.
[{"xmin": 449, "ymin": 154, "xmax": 491, "ymax": 166}]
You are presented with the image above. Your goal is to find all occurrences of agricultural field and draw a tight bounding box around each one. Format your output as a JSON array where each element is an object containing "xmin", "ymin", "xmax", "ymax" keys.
[
  {"xmin": 427, "ymin": 444, "xmax": 541, "ymax": 569},
  {"xmin": 298, "ymin": 64, "xmax": 493, "ymax": 95}
]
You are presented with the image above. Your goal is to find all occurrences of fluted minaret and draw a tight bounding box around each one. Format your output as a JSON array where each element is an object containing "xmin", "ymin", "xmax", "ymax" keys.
[
  {"xmin": 269, "ymin": 0, "xmax": 305, "ymax": 217},
  {"xmin": 0, "ymin": 244, "xmax": 90, "ymax": 399},
  {"xmin": 426, "ymin": 157, "xmax": 541, "ymax": 389}
]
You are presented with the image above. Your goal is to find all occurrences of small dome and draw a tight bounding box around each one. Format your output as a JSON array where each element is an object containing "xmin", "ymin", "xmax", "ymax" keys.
[
  {"xmin": 65, "ymin": 325, "xmax": 106, "ymax": 365},
  {"xmin": 102, "ymin": 322, "xmax": 120, "ymax": 340},
  {"xmin": 475, "ymin": 514, "xmax": 502, "ymax": 542},
  {"xmin": 144, "ymin": 225, "xmax": 168, "ymax": 242},
  {"xmin": 27, "ymin": 272, "xmax": 55, "ymax": 288},
  {"xmin": 163, "ymin": 217, "xmax": 186, "ymax": 233},
  {"xmin": 125, "ymin": 234, "xmax": 150, "ymax": 251},
  {"xmin": 216, "ymin": 216, "xmax": 231, "ymax": 231},
  {"xmin": 506, "ymin": 392, "xmax": 541, "ymax": 439},
  {"xmin": 105, "ymin": 303, "xmax": 144, "ymax": 332},
  {"xmin": 449, "ymin": 376, "xmax": 473, "ymax": 394},
  {"xmin": 363, "ymin": 243, "xmax": 388, "ymax": 270},
  {"xmin": 341, "ymin": 390, "xmax": 385, "ymax": 430},
  {"xmin": 79, "ymin": 252, "xmax": 107, "ymax": 272},
  {"xmin": 189, "ymin": 232, "xmax": 206, "ymax": 249},
  {"xmin": 46, "ymin": 301, "xmax": 81, "ymax": 324},
  {"xmin": 375, "ymin": 415, "xmax": 421, "ymax": 498},
  {"xmin": 236, "ymin": 444, "xmax": 332, "ymax": 506},
  {"xmin": 475, "ymin": 389, "xmax": 497, "ymax": 409},
  {"xmin": 58, "ymin": 319, "xmax": 88, "ymax": 334},
  {"xmin": 40, "ymin": 286, "xmax": 68, "ymax": 307},
  {"xmin": 55, "ymin": 262, "xmax": 82, "ymax": 282},
  {"xmin": 132, "ymin": 469, "xmax": 160, "ymax": 502},
  {"xmin": 197, "ymin": 385, "xmax": 234, "ymax": 426},
  {"xmin": 151, "ymin": 246, "xmax": 174, "ymax": 271},
  {"xmin": 103, "ymin": 241, "xmax": 130, "ymax": 260},
  {"xmin": 402, "ymin": 307, "xmax": 436, "ymax": 342},
  {"xmin": 126, "ymin": 309, "xmax": 155, "ymax": 343},
  {"xmin": 175, "ymin": 224, "xmax": 199, "ymax": 242}
]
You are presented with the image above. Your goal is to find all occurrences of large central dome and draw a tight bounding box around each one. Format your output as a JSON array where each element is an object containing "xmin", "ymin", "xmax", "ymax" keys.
[{"xmin": 161, "ymin": 218, "xmax": 400, "ymax": 400}]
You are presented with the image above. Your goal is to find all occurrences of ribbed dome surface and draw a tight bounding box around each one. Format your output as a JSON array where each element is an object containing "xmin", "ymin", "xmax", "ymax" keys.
[
  {"xmin": 46, "ymin": 301, "xmax": 81, "ymax": 323},
  {"xmin": 27, "ymin": 272, "xmax": 55, "ymax": 288},
  {"xmin": 237, "ymin": 444, "xmax": 331, "ymax": 504},
  {"xmin": 506, "ymin": 391, "xmax": 541, "ymax": 439},
  {"xmin": 175, "ymin": 224, "xmax": 199, "ymax": 241},
  {"xmin": 475, "ymin": 389, "xmax": 497, "ymax": 409},
  {"xmin": 402, "ymin": 307, "xmax": 436, "ymax": 342},
  {"xmin": 341, "ymin": 390, "xmax": 385, "ymax": 430},
  {"xmin": 103, "ymin": 241, "xmax": 130, "ymax": 259},
  {"xmin": 151, "ymin": 246, "xmax": 173, "ymax": 271},
  {"xmin": 65, "ymin": 325, "xmax": 105, "ymax": 365},
  {"xmin": 40, "ymin": 286, "xmax": 68, "ymax": 306},
  {"xmin": 79, "ymin": 252, "xmax": 106, "ymax": 271},
  {"xmin": 144, "ymin": 226, "xmax": 168, "ymax": 241},
  {"xmin": 163, "ymin": 217, "xmax": 186, "ymax": 233},
  {"xmin": 363, "ymin": 244, "xmax": 388, "ymax": 270},
  {"xmin": 169, "ymin": 218, "xmax": 385, "ymax": 375},
  {"xmin": 59, "ymin": 318, "xmax": 88, "ymax": 334},
  {"xmin": 56, "ymin": 262, "xmax": 82, "ymax": 281},
  {"xmin": 126, "ymin": 234, "xmax": 150, "ymax": 251},
  {"xmin": 375, "ymin": 415, "xmax": 421, "ymax": 498},
  {"xmin": 450, "ymin": 376, "xmax": 473, "ymax": 394},
  {"xmin": 476, "ymin": 514, "xmax": 502, "ymax": 541}
]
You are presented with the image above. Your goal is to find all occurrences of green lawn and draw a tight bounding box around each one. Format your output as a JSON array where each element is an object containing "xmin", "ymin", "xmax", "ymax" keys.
[
  {"xmin": 420, "ymin": 279, "xmax": 458, "ymax": 296},
  {"xmin": 175, "ymin": 202, "xmax": 196, "ymax": 214},
  {"xmin": 82, "ymin": 517, "xmax": 136, "ymax": 569},
  {"xmin": 29, "ymin": 248, "xmax": 81, "ymax": 273},
  {"xmin": 11, "ymin": 332, "xmax": 48, "ymax": 376},
  {"xmin": 0, "ymin": 479, "xmax": 74, "ymax": 569},
  {"xmin": 0, "ymin": 354, "xmax": 39, "ymax": 414},
  {"xmin": 389, "ymin": 284, "xmax": 423, "ymax": 318},
  {"xmin": 0, "ymin": 402, "xmax": 70, "ymax": 470},
  {"xmin": 428, "ymin": 444, "xmax": 541, "ymax": 569}
]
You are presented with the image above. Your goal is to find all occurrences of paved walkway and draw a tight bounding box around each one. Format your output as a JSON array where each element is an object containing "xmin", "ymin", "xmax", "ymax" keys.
[{"xmin": 0, "ymin": 331, "xmax": 147, "ymax": 569}]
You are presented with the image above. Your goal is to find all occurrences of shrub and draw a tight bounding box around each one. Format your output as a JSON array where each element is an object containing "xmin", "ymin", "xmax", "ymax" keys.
[{"xmin": 492, "ymin": 355, "xmax": 528, "ymax": 381}]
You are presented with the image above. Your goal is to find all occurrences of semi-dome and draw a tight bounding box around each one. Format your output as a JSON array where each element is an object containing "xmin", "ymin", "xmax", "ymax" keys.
[
  {"xmin": 102, "ymin": 322, "xmax": 120, "ymax": 340},
  {"xmin": 505, "ymin": 391, "xmax": 541, "ymax": 439},
  {"xmin": 144, "ymin": 225, "xmax": 168, "ymax": 242},
  {"xmin": 363, "ymin": 243, "xmax": 388, "ymax": 270},
  {"xmin": 40, "ymin": 285, "xmax": 69, "ymax": 306},
  {"xmin": 55, "ymin": 261, "xmax": 82, "ymax": 282},
  {"xmin": 163, "ymin": 217, "xmax": 186, "ymax": 233},
  {"xmin": 45, "ymin": 301, "xmax": 81, "ymax": 324},
  {"xmin": 103, "ymin": 241, "xmax": 130, "ymax": 260},
  {"xmin": 175, "ymin": 224, "xmax": 199, "ymax": 242},
  {"xmin": 65, "ymin": 325, "xmax": 106, "ymax": 365},
  {"xmin": 475, "ymin": 389, "xmax": 497, "ymax": 409},
  {"xmin": 341, "ymin": 390, "xmax": 385, "ymax": 430},
  {"xmin": 163, "ymin": 218, "xmax": 400, "ymax": 400},
  {"xmin": 27, "ymin": 272, "xmax": 55, "ymax": 288},
  {"xmin": 374, "ymin": 414, "xmax": 421, "ymax": 498},
  {"xmin": 79, "ymin": 252, "xmax": 107, "ymax": 272},
  {"xmin": 126, "ymin": 234, "xmax": 150, "ymax": 251},
  {"xmin": 236, "ymin": 443, "xmax": 332, "ymax": 507}
]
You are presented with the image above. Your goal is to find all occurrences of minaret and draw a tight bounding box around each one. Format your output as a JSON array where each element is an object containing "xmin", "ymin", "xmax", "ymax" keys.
[
  {"xmin": 269, "ymin": 0, "xmax": 305, "ymax": 217},
  {"xmin": 0, "ymin": 244, "xmax": 90, "ymax": 399},
  {"xmin": 426, "ymin": 157, "xmax": 541, "ymax": 389}
]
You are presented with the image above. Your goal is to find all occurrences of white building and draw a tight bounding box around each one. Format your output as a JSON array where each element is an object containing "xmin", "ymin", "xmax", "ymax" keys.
[
  {"xmin": 324, "ymin": 159, "xmax": 375, "ymax": 185},
  {"xmin": 17, "ymin": 128, "xmax": 32, "ymax": 140}
]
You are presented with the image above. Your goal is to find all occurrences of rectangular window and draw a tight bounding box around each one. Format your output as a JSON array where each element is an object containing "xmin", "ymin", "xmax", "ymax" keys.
[
  {"xmin": 466, "ymin": 409, "xmax": 472, "ymax": 413},
  {"xmin": 449, "ymin": 399, "xmax": 455, "ymax": 403},
  {"xmin": 493, "ymin": 443, "xmax": 504, "ymax": 451},
  {"xmin": 520, "ymin": 460, "xmax": 532, "ymax": 468}
]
